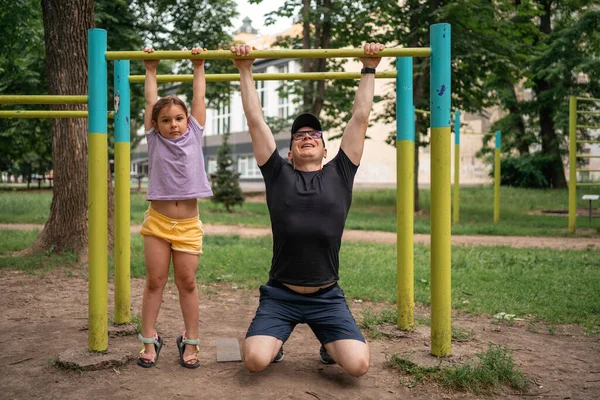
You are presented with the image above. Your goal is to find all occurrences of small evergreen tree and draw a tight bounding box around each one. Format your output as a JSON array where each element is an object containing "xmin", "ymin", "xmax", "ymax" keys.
[{"xmin": 211, "ymin": 132, "xmax": 244, "ymax": 212}]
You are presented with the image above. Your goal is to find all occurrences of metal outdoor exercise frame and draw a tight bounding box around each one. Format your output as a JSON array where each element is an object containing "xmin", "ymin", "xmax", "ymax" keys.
[
  {"xmin": 88, "ymin": 24, "xmax": 451, "ymax": 355},
  {"xmin": 568, "ymin": 96, "xmax": 600, "ymax": 233}
]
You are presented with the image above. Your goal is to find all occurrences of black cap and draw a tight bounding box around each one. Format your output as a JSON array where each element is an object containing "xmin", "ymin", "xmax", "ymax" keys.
[{"xmin": 291, "ymin": 113, "xmax": 322, "ymax": 135}]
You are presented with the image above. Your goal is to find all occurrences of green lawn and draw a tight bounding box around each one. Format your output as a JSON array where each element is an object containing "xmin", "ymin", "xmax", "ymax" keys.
[
  {"xmin": 1, "ymin": 230, "xmax": 598, "ymax": 329},
  {"xmin": 1, "ymin": 186, "xmax": 599, "ymax": 236}
]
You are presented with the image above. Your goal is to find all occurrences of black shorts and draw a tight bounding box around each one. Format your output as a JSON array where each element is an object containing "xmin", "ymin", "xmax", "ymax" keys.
[{"xmin": 245, "ymin": 279, "xmax": 366, "ymax": 345}]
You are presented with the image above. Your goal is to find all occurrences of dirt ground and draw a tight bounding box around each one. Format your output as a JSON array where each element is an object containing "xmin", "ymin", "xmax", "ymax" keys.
[{"xmin": 0, "ymin": 267, "xmax": 599, "ymax": 400}]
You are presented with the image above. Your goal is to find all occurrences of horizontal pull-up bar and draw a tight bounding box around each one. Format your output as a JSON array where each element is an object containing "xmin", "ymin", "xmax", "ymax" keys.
[
  {"xmin": 106, "ymin": 48, "xmax": 430, "ymax": 61},
  {"xmin": 576, "ymin": 125, "xmax": 600, "ymax": 129},
  {"xmin": 0, "ymin": 95, "xmax": 87, "ymax": 104},
  {"xmin": 576, "ymin": 155, "xmax": 600, "ymax": 159},
  {"xmin": 577, "ymin": 169, "xmax": 600, "ymax": 173},
  {"xmin": 129, "ymin": 71, "xmax": 397, "ymax": 83},
  {"xmin": 576, "ymin": 182, "xmax": 600, "ymax": 187},
  {"xmin": 0, "ymin": 111, "xmax": 114, "ymax": 119},
  {"xmin": 575, "ymin": 97, "xmax": 600, "ymax": 102}
]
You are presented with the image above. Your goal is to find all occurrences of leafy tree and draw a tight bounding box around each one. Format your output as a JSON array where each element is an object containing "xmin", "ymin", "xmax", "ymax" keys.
[
  {"xmin": 0, "ymin": 0, "xmax": 51, "ymax": 182},
  {"xmin": 211, "ymin": 131, "xmax": 244, "ymax": 212}
]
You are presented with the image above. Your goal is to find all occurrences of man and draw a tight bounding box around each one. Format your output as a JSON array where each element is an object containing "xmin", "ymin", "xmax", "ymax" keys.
[{"xmin": 231, "ymin": 42, "xmax": 385, "ymax": 377}]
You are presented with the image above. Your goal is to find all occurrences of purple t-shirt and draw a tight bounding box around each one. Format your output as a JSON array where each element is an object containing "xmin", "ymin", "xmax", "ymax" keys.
[{"xmin": 146, "ymin": 116, "xmax": 213, "ymax": 200}]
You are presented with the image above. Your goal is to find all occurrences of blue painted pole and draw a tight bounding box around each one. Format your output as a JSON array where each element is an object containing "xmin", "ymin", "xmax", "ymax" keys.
[
  {"xmin": 114, "ymin": 60, "xmax": 131, "ymax": 324},
  {"xmin": 494, "ymin": 130, "xmax": 501, "ymax": 224},
  {"xmin": 396, "ymin": 57, "xmax": 414, "ymax": 331},
  {"xmin": 429, "ymin": 22, "xmax": 452, "ymax": 357},
  {"xmin": 88, "ymin": 28, "xmax": 108, "ymax": 352}
]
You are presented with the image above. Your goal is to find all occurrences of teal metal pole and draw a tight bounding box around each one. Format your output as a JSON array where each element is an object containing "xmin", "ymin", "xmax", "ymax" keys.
[
  {"xmin": 88, "ymin": 28, "xmax": 108, "ymax": 352},
  {"xmin": 494, "ymin": 130, "xmax": 501, "ymax": 224},
  {"xmin": 113, "ymin": 60, "xmax": 131, "ymax": 325},
  {"xmin": 396, "ymin": 57, "xmax": 415, "ymax": 332},
  {"xmin": 429, "ymin": 22, "xmax": 452, "ymax": 357}
]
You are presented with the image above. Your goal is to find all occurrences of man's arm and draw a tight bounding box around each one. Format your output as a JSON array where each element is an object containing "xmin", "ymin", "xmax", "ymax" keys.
[
  {"xmin": 143, "ymin": 48, "xmax": 159, "ymax": 131},
  {"xmin": 190, "ymin": 47, "xmax": 207, "ymax": 126},
  {"xmin": 340, "ymin": 43, "xmax": 385, "ymax": 165},
  {"xmin": 231, "ymin": 45, "xmax": 276, "ymax": 166}
]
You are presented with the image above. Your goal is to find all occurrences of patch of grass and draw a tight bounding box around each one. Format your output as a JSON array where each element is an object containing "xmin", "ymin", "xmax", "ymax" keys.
[
  {"xmin": 130, "ymin": 313, "xmax": 142, "ymax": 334},
  {"xmin": 359, "ymin": 308, "xmax": 397, "ymax": 330},
  {"xmin": 387, "ymin": 345, "xmax": 527, "ymax": 395},
  {"xmin": 0, "ymin": 230, "xmax": 78, "ymax": 274},
  {"xmin": 2, "ymin": 186, "xmax": 599, "ymax": 236},
  {"xmin": 441, "ymin": 345, "xmax": 528, "ymax": 395},
  {"xmin": 452, "ymin": 326, "xmax": 475, "ymax": 342},
  {"xmin": 387, "ymin": 353, "xmax": 440, "ymax": 388}
]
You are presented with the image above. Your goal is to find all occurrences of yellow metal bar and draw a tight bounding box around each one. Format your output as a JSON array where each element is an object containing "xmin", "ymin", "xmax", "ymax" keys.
[
  {"xmin": 397, "ymin": 140, "xmax": 414, "ymax": 331},
  {"xmin": 575, "ymin": 97, "xmax": 600, "ymax": 102},
  {"xmin": 0, "ymin": 111, "xmax": 114, "ymax": 118},
  {"xmin": 430, "ymin": 127, "xmax": 452, "ymax": 357},
  {"xmin": 88, "ymin": 133, "xmax": 108, "ymax": 351},
  {"xmin": 453, "ymin": 143, "xmax": 460, "ymax": 224},
  {"xmin": 114, "ymin": 142, "xmax": 131, "ymax": 324},
  {"xmin": 415, "ymin": 109, "xmax": 430, "ymax": 115},
  {"xmin": 107, "ymin": 48, "xmax": 431, "ymax": 61},
  {"xmin": 129, "ymin": 71, "xmax": 397, "ymax": 83},
  {"xmin": 576, "ymin": 125, "xmax": 600, "ymax": 129},
  {"xmin": 576, "ymin": 155, "xmax": 600, "ymax": 158},
  {"xmin": 577, "ymin": 169, "xmax": 600, "ymax": 172},
  {"xmin": 569, "ymin": 97, "xmax": 577, "ymax": 233},
  {"xmin": 0, "ymin": 95, "xmax": 87, "ymax": 104},
  {"xmin": 494, "ymin": 148, "xmax": 501, "ymax": 224},
  {"xmin": 576, "ymin": 182, "xmax": 600, "ymax": 187}
]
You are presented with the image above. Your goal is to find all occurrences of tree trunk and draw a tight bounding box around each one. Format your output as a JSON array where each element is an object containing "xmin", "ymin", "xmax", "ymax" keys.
[
  {"xmin": 302, "ymin": 0, "xmax": 314, "ymax": 109},
  {"xmin": 27, "ymin": 0, "xmax": 113, "ymax": 258},
  {"xmin": 535, "ymin": 0, "xmax": 567, "ymax": 188},
  {"xmin": 311, "ymin": 0, "xmax": 331, "ymax": 117}
]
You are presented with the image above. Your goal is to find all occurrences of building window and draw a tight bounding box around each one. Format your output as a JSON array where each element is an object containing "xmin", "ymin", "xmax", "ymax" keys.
[
  {"xmin": 212, "ymin": 102, "xmax": 231, "ymax": 135},
  {"xmin": 277, "ymin": 64, "xmax": 290, "ymax": 119},
  {"xmin": 237, "ymin": 155, "xmax": 261, "ymax": 178},
  {"xmin": 256, "ymin": 80, "xmax": 267, "ymax": 115},
  {"xmin": 207, "ymin": 157, "xmax": 217, "ymax": 175}
]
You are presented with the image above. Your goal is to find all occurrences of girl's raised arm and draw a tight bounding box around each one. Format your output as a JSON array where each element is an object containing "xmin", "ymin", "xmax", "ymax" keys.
[
  {"xmin": 143, "ymin": 48, "xmax": 159, "ymax": 131},
  {"xmin": 190, "ymin": 47, "xmax": 207, "ymax": 126}
]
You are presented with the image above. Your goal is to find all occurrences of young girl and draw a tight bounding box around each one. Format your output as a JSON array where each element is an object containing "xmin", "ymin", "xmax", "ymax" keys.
[{"xmin": 137, "ymin": 47, "xmax": 212, "ymax": 369}]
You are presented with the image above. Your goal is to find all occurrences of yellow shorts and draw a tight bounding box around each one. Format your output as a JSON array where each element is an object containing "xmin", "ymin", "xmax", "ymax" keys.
[{"xmin": 140, "ymin": 206, "xmax": 204, "ymax": 255}]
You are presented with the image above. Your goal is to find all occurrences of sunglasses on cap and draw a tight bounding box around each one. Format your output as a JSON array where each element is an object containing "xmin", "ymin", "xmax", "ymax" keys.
[{"xmin": 292, "ymin": 130, "xmax": 323, "ymax": 141}]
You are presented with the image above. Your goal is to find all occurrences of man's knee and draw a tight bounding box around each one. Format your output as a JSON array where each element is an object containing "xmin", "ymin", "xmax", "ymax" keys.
[
  {"xmin": 344, "ymin": 355, "xmax": 369, "ymax": 377},
  {"xmin": 243, "ymin": 347, "xmax": 272, "ymax": 372}
]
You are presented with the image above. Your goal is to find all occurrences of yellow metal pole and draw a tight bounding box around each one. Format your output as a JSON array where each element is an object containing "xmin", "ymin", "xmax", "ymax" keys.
[
  {"xmin": 454, "ymin": 143, "xmax": 460, "ymax": 224},
  {"xmin": 494, "ymin": 131, "xmax": 501, "ymax": 224},
  {"xmin": 453, "ymin": 110, "xmax": 461, "ymax": 225},
  {"xmin": 396, "ymin": 57, "xmax": 414, "ymax": 331},
  {"xmin": 88, "ymin": 28, "xmax": 108, "ymax": 352},
  {"xmin": 569, "ymin": 96, "xmax": 577, "ymax": 233},
  {"xmin": 108, "ymin": 48, "xmax": 431, "ymax": 60},
  {"xmin": 113, "ymin": 60, "xmax": 131, "ymax": 324},
  {"xmin": 0, "ymin": 95, "xmax": 87, "ymax": 104},
  {"xmin": 430, "ymin": 23, "xmax": 452, "ymax": 357},
  {"xmin": 129, "ymin": 71, "xmax": 397, "ymax": 83}
]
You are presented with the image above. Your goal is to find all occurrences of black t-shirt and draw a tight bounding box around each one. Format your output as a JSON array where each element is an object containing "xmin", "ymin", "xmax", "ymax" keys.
[{"xmin": 259, "ymin": 149, "xmax": 358, "ymax": 286}]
